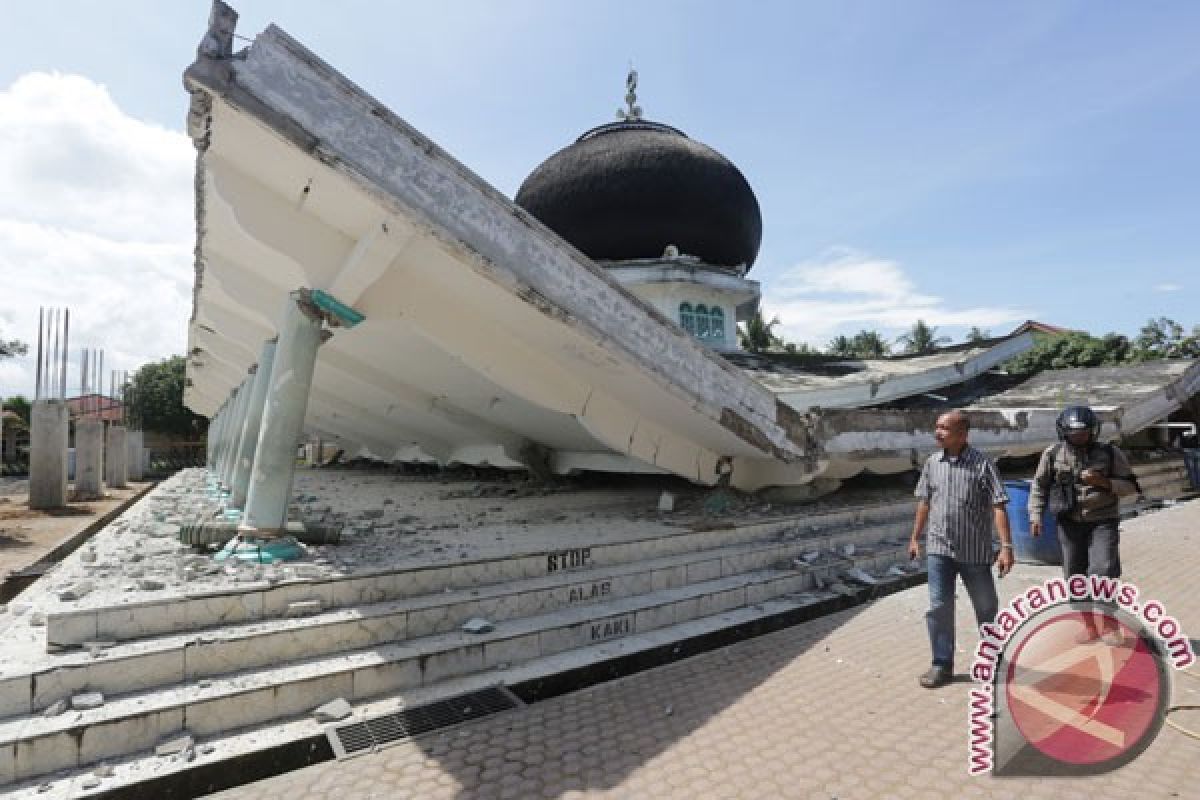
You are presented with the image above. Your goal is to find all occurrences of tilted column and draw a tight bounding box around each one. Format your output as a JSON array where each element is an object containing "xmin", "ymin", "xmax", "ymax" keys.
[
  {"xmin": 230, "ymin": 339, "xmax": 277, "ymax": 509},
  {"xmin": 242, "ymin": 291, "xmax": 325, "ymax": 534},
  {"xmin": 218, "ymin": 382, "xmax": 248, "ymax": 489},
  {"xmin": 29, "ymin": 400, "xmax": 69, "ymax": 509}
]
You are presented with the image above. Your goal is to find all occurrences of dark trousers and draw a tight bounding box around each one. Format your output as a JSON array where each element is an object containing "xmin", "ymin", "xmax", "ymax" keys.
[
  {"xmin": 1058, "ymin": 517, "xmax": 1121, "ymax": 578},
  {"xmin": 926, "ymin": 554, "xmax": 998, "ymax": 668}
]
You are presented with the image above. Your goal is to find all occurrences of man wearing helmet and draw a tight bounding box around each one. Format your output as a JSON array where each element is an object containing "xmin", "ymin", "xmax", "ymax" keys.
[{"xmin": 1029, "ymin": 405, "xmax": 1139, "ymax": 579}]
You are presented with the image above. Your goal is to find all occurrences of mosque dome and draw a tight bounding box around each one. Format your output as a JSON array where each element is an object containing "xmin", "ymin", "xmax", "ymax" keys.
[{"xmin": 514, "ymin": 80, "xmax": 762, "ymax": 271}]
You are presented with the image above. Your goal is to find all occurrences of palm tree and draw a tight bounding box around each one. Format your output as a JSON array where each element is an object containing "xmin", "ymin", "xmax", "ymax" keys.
[
  {"xmin": 897, "ymin": 319, "xmax": 950, "ymax": 355},
  {"xmin": 965, "ymin": 326, "xmax": 991, "ymax": 343},
  {"xmin": 738, "ymin": 311, "xmax": 783, "ymax": 353},
  {"xmin": 850, "ymin": 329, "xmax": 890, "ymax": 358},
  {"xmin": 826, "ymin": 335, "xmax": 855, "ymax": 357}
]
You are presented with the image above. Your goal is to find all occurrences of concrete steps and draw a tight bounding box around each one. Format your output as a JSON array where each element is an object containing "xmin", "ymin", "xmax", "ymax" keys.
[
  {"xmin": 1, "ymin": 572, "xmax": 923, "ymax": 799},
  {"xmin": 43, "ymin": 501, "xmax": 914, "ymax": 649},
  {"xmin": 0, "ymin": 500, "xmax": 919, "ymax": 787},
  {"xmin": 2, "ymin": 522, "xmax": 913, "ymax": 722}
]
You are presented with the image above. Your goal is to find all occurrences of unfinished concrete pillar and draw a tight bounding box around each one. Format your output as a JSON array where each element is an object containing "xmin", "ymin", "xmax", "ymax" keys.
[
  {"xmin": 126, "ymin": 429, "xmax": 145, "ymax": 482},
  {"xmin": 105, "ymin": 424, "xmax": 128, "ymax": 489},
  {"xmin": 29, "ymin": 400, "xmax": 69, "ymax": 509},
  {"xmin": 230, "ymin": 339, "xmax": 277, "ymax": 509},
  {"xmin": 242, "ymin": 292, "xmax": 324, "ymax": 534},
  {"xmin": 74, "ymin": 418, "xmax": 105, "ymax": 498}
]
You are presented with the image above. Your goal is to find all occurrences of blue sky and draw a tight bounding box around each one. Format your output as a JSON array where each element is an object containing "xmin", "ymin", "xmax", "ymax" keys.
[{"xmin": 1, "ymin": 1, "xmax": 1198, "ymax": 395}]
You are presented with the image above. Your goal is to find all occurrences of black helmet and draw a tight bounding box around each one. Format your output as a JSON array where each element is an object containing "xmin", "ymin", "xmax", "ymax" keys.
[{"xmin": 1056, "ymin": 405, "xmax": 1100, "ymax": 442}]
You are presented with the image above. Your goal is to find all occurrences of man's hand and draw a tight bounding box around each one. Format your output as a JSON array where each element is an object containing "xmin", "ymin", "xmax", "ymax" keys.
[
  {"xmin": 1081, "ymin": 468, "xmax": 1109, "ymax": 489},
  {"xmin": 995, "ymin": 548, "xmax": 1014, "ymax": 578},
  {"xmin": 1030, "ymin": 520, "xmax": 1042, "ymax": 537},
  {"xmin": 908, "ymin": 537, "xmax": 921, "ymax": 560}
]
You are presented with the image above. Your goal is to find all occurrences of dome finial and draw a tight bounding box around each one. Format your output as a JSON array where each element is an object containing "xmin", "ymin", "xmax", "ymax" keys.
[{"xmin": 616, "ymin": 65, "xmax": 643, "ymax": 122}]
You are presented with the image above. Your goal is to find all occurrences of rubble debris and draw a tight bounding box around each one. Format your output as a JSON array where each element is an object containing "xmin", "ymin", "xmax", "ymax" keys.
[
  {"xmin": 800, "ymin": 551, "xmax": 821, "ymax": 563},
  {"xmin": 93, "ymin": 764, "xmax": 114, "ymax": 778},
  {"xmin": 138, "ymin": 578, "xmax": 167, "ymax": 591},
  {"xmin": 56, "ymin": 581, "xmax": 94, "ymax": 601},
  {"xmin": 842, "ymin": 543, "xmax": 856, "ymax": 557},
  {"xmin": 462, "ymin": 618, "xmax": 495, "ymax": 634},
  {"xmin": 313, "ymin": 697, "xmax": 352, "ymax": 723},
  {"xmin": 42, "ymin": 699, "xmax": 68, "ymax": 717},
  {"xmin": 286, "ymin": 599, "xmax": 323, "ymax": 616},
  {"xmin": 657, "ymin": 491, "xmax": 675, "ymax": 512},
  {"xmin": 845, "ymin": 568, "xmax": 879, "ymax": 585},
  {"xmin": 71, "ymin": 691, "xmax": 105, "ymax": 710},
  {"xmin": 155, "ymin": 733, "xmax": 195, "ymax": 757}
]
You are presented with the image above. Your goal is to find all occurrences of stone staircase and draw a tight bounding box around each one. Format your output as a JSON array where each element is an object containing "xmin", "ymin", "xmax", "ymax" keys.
[{"xmin": 0, "ymin": 496, "xmax": 923, "ymax": 793}]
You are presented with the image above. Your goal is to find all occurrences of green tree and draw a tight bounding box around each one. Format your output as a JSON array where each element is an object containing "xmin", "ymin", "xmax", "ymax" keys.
[
  {"xmin": 0, "ymin": 332, "xmax": 26, "ymax": 359},
  {"xmin": 126, "ymin": 356, "xmax": 208, "ymax": 437},
  {"xmin": 965, "ymin": 327, "xmax": 991, "ymax": 343},
  {"xmin": 1131, "ymin": 317, "xmax": 1200, "ymax": 360},
  {"xmin": 1004, "ymin": 332, "xmax": 1133, "ymax": 374},
  {"xmin": 738, "ymin": 311, "xmax": 783, "ymax": 353},
  {"xmin": 2, "ymin": 395, "xmax": 31, "ymax": 425},
  {"xmin": 826, "ymin": 335, "xmax": 855, "ymax": 357},
  {"xmin": 896, "ymin": 319, "xmax": 951, "ymax": 354},
  {"xmin": 850, "ymin": 329, "xmax": 890, "ymax": 357}
]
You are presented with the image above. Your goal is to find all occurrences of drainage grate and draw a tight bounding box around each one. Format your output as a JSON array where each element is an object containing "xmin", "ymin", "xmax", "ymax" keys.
[{"xmin": 327, "ymin": 686, "xmax": 523, "ymax": 759}]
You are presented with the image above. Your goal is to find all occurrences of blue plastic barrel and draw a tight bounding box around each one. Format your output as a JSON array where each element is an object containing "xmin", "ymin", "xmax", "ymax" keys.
[
  {"xmin": 1183, "ymin": 449, "xmax": 1200, "ymax": 489},
  {"xmin": 1004, "ymin": 479, "xmax": 1061, "ymax": 565}
]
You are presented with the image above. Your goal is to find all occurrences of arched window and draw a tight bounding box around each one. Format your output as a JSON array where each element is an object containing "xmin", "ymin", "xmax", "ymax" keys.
[
  {"xmin": 708, "ymin": 307, "xmax": 725, "ymax": 342},
  {"xmin": 679, "ymin": 303, "xmax": 695, "ymax": 334},
  {"xmin": 695, "ymin": 305, "xmax": 710, "ymax": 339}
]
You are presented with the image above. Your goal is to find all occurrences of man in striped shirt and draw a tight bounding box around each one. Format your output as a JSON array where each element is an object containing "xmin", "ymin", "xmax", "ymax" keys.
[{"xmin": 908, "ymin": 410, "xmax": 1014, "ymax": 689}]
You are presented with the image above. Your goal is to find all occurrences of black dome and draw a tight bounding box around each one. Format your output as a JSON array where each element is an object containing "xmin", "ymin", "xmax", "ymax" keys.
[{"xmin": 515, "ymin": 121, "xmax": 762, "ymax": 270}]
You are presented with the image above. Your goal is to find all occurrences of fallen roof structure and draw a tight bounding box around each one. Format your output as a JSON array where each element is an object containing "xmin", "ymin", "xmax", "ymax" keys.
[{"xmin": 182, "ymin": 3, "xmax": 1198, "ymax": 507}]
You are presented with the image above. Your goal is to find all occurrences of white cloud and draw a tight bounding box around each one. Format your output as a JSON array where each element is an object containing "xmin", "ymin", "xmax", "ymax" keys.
[
  {"xmin": 1153, "ymin": 282, "xmax": 1182, "ymax": 292},
  {"xmin": 0, "ymin": 73, "xmax": 194, "ymax": 399},
  {"xmin": 761, "ymin": 247, "xmax": 1031, "ymax": 347}
]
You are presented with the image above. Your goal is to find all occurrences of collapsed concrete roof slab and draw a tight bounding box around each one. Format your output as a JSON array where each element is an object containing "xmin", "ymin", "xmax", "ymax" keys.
[
  {"xmin": 735, "ymin": 333, "xmax": 1035, "ymax": 410},
  {"xmin": 182, "ymin": 4, "xmax": 820, "ymax": 491},
  {"xmin": 816, "ymin": 359, "xmax": 1200, "ymax": 477}
]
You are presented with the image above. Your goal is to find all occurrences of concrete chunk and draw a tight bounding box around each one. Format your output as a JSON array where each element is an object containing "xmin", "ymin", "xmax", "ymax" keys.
[
  {"xmin": 462, "ymin": 617, "xmax": 495, "ymax": 634},
  {"xmin": 286, "ymin": 599, "xmax": 323, "ymax": 616},
  {"xmin": 313, "ymin": 697, "xmax": 352, "ymax": 723},
  {"xmin": 43, "ymin": 699, "xmax": 68, "ymax": 717},
  {"xmin": 845, "ymin": 568, "xmax": 879, "ymax": 585},
  {"xmin": 71, "ymin": 691, "xmax": 105, "ymax": 710},
  {"xmin": 156, "ymin": 733, "xmax": 195, "ymax": 757},
  {"xmin": 57, "ymin": 581, "xmax": 94, "ymax": 601}
]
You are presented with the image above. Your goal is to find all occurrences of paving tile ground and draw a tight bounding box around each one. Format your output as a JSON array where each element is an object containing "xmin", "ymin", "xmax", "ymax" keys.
[{"xmin": 209, "ymin": 501, "xmax": 1200, "ymax": 799}]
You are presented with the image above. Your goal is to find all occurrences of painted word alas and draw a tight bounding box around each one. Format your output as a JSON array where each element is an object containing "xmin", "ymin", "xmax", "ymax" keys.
[{"xmin": 569, "ymin": 580, "xmax": 612, "ymax": 604}]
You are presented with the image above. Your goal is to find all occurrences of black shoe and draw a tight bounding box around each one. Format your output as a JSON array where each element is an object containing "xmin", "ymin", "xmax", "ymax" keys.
[{"xmin": 919, "ymin": 665, "xmax": 952, "ymax": 689}]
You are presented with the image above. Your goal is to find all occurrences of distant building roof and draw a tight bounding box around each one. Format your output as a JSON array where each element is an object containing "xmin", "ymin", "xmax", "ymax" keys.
[
  {"xmin": 66, "ymin": 394, "xmax": 123, "ymax": 422},
  {"xmin": 1008, "ymin": 320, "xmax": 1073, "ymax": 336}
]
